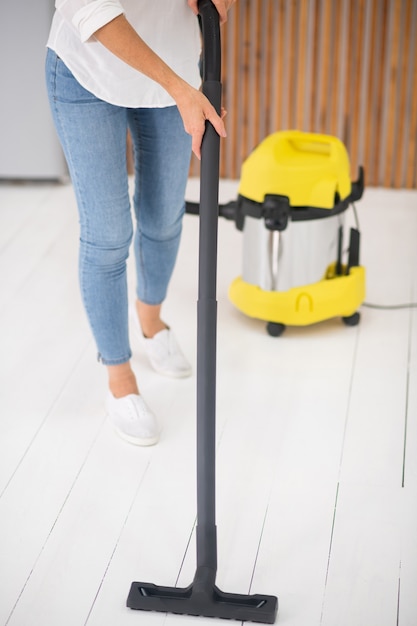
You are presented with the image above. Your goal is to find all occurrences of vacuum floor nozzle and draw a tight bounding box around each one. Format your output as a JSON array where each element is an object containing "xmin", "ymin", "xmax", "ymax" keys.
[{"xmin": 127, "ymin": 580, "xmax": 278, "ymax": 623}]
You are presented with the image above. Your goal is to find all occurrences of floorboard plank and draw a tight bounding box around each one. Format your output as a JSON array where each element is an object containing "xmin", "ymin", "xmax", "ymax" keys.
[
  {"xmin": 0, "ymin": 188, "xmax": 91, "ymax": 494},
  {"xmin": 0, "ymin": 185, "xmax": 76, "ymax": 315},
  {"xmin": 0, "ymin": 185, "xmax": 54, "ymax": 253},
  {"xmin": 242, "ymin": 326, "xmax": 359, "ymax": 626},
  {"xmin": 319, "ymin": 310, "xmax": 413, "ymax": 624},
  {"xmin": 398, "ymin": 487, "xmax": 417, "ymax": 626},
  {"xmin": 402, "ymin": 307, "xmax": 417, "ymax": 489},
  {"xmin": 0, "ymin": 344, "xmax": 106, "ymax": 625},
  {"xmin": 335, "ymin": 309, "xmax": 410, "ymax": 489},
  {"xmin": 321, "ymin": 485, "xmax": 402, "ymax": 626}
]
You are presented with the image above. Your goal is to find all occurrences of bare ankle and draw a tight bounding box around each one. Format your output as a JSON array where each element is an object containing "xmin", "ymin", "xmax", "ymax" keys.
[
  {"xmin": 135, "ymin": 300, "xmax": 167, "ymax": 338},
  {"xmin": 107, "ymin": 363, "xmax": 139, "ymax": 398}
]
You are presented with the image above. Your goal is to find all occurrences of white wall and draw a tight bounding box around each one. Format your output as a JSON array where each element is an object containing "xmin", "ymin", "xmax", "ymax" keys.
[{"xmin": 0, "ymin": 0, "xmax": 67, "ymax": 179}]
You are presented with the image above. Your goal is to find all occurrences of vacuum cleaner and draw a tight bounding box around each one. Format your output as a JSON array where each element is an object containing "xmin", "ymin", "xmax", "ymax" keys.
[
  {"xmin": 187, "ymin": 135, "xmax": 365, "ymax": 338},
  {"xmin": 227, "ymin": 130, "xmax": 366, "ymax": 336},
  {"xmin": 127, "ymin": 1, "xmax": 278, "ymax": 622}
]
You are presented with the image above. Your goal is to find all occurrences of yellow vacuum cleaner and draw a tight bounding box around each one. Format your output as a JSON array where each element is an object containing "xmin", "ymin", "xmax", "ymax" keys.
[{"xmin": 227, "ymin": 130, "xmax": 366, "ymax": 336}]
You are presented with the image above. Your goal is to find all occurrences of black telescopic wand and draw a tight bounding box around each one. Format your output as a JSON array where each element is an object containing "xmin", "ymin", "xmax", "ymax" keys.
[{"xmin": 126, "ymin": 1, "xmax": 278, "ymax": 621}]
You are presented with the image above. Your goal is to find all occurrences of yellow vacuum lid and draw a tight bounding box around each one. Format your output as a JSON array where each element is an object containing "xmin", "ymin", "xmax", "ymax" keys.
[{"xmin": 238, "ymin": 130, "xmax": 352, "ymax": 209}]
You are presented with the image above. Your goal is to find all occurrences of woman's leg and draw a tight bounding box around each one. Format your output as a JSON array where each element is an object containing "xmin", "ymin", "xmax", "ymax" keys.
[
  {"xmin": 127, "ymin": 106, "xmax": 192, "ymax": 335},
  {"xmin": 45, "ymin": 49, "xmax": 137, "ymax": 397},
  {"xmin": 46, "ymin": 49, "xmax": 159, "ymax": 445}
]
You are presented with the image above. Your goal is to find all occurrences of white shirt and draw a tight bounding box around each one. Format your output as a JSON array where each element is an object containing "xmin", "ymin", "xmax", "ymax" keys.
[{"xmin": 47, "ymin": 0, "xmax": 202, "ymax": 108}]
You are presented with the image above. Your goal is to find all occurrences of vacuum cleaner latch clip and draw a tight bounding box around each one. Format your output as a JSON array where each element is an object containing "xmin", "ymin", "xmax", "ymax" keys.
[{"xmin": 263, "ymin": 194, "xmax": 291, "ymax": 231}]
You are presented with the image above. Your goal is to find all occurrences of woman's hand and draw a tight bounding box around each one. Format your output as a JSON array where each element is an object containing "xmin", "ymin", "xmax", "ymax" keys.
[
  {"xmin": 187, "ymin": 0, "xmax": 236, "ymax": 24},
  {"xmin": 173, "ymin": 82, "xmax": 227, "ymax": 160},
  {"xmin": 184, "ymin": 0, "xmax": 234, "ymax": 155}
]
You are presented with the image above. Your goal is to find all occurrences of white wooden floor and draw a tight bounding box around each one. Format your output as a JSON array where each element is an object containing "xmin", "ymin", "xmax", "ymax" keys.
[{"xmin": 0, "ymin": 178, "xmax": 416, "ymax": 626}]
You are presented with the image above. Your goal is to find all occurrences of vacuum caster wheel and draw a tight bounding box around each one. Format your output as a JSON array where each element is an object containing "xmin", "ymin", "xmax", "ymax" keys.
[
  {"xmin": 266, "ymin": 322, "xmax": 286, "ymax": 337},
  {"xmin": 342, "ymin": 312, "xmax": 361, "ymax": 326}
]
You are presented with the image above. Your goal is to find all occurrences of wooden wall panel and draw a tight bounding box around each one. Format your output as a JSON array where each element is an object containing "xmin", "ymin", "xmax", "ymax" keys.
[{"xmin": 190, "ymin": 0, "xmax": 417, "ymax": 189}]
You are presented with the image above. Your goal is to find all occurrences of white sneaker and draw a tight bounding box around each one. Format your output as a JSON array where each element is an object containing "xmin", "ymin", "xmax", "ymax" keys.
[
  {"xmin": 130, "ymin": 306, "xmax": 192, "ymax": 379},
  {"xmin": 106, "ymin": 392, "xmax": 159, "ymax": 446}
]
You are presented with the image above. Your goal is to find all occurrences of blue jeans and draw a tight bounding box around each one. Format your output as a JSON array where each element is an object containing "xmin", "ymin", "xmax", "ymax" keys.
[{"xmin": 45, "ymin": 49, "xmax": 192, "ymax": 365}]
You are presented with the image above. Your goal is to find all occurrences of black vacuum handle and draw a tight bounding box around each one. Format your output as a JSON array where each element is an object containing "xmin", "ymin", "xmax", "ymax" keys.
[
  {"xmin": 195, "ymin": 0, "xmax": 221, "ymax": 575},
  {"xmin": 197, "ymin": 0, "xmax": 221, "ymax": 301},
  {"xmin": 198, "ymin": 0, "xmax": 221, "ymax": 84}
]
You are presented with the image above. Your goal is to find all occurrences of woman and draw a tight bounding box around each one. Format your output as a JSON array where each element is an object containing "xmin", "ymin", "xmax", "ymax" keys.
[{"xmin": 46, "ymin": 0, "xmax": 235, "ymax": 446}]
